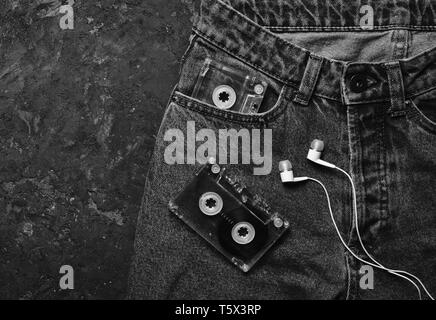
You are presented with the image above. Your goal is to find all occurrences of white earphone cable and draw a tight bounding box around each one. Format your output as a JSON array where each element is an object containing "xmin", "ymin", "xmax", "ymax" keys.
[
  {"xmin": 333, "ymin": 167, "xmax": 434, "ymax": 300},
  {"xmin": 307, "ymin": 177, "xmax": 424, "ymax": 299}
]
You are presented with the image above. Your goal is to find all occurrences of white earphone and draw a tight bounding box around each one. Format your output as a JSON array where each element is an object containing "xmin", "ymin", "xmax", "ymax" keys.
[
  {"xmin": 278, "ymin": 160, "xmax": 308, "ymax": 183},
  {"xmin": 279, "ymin": 139, "xmax": 434, "ymax": 300},
  {"xmin": 306, "ymin": 139, "xmax": 336, "ymax": 168}
]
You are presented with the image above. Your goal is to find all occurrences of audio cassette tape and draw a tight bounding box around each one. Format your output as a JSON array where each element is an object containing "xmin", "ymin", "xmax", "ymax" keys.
[
  {"xmin": 192, "ymin": 58, "xmax": 268, "ymax": 114},
  {"xmin": 168, "ymin": 161, "xmax": 289, "ymax": 272}
]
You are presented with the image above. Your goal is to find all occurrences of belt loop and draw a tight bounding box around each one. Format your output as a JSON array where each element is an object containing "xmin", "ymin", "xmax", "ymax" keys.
[
  {"xmin": 293, "ymin": 54, "xmax": 323, "ymax": 106},
  {"xmin": 386, "ymin": 61, "xmax": 406, "ymax": 117}
]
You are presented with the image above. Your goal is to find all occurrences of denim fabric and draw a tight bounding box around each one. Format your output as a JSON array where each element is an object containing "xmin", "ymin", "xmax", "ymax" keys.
[{"xmin": 129, "ymin": 0, "xmax": 436, "ymax": 299}]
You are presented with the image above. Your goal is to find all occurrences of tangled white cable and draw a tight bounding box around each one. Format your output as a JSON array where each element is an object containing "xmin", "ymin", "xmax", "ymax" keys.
[
  {"xmin": 278, "ymin": 138, "xmax": 434, "ymax": 300},
  {"xmin": 334, "ymin": 167, "xmax": 434, "ymax": 300}
]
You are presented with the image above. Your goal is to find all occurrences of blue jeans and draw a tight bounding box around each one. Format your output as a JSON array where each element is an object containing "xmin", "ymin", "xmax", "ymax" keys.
[{"xmin": 129, "ymin": 0, "xmax": 436, "ymax": 299}]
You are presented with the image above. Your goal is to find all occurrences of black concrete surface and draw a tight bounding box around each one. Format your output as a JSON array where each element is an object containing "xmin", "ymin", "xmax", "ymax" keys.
[{"xmin": 0, "ymin": 0, "xmax": 194, "ymax": 299}]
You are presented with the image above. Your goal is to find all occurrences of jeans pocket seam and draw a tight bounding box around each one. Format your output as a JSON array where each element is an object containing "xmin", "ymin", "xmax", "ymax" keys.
[{"xmin": 406, "ymin": 99, "xmax": 436, "ymax": 134}]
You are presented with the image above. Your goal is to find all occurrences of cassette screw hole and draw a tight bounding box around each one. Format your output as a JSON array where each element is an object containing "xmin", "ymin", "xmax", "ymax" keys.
[
  {"xmin": 205, "ymin": 198, "xmax": 216, "ymax": 209},
  {"xmin": 219, "ymin": 91, "xmax": 230, "ymax": 102},
  {"xmin": 273, "ymin": 217, "xmax": 284, "ymax": 228},
  {"xmin": 238, "ymin": 227, "xmax": 249, "ymax": 237},
  {"xmin": 211, "ymin": 164, "xmax": 220, "ymax": 174}
]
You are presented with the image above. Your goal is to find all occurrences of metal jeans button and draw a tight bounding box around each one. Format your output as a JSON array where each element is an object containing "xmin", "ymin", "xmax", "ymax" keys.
[{"xmin": 350, "ymin": 74, "xmax": 369, "ymax": 93}]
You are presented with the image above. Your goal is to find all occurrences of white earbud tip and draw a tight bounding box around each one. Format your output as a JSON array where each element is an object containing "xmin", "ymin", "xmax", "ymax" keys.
[
  {"xmin": 310, "ymin": 139, "xmax": 325, "ymax": 152},
  {"xmin": 278, "ymin": 160, "xmax": 292, "ymax": 172}
]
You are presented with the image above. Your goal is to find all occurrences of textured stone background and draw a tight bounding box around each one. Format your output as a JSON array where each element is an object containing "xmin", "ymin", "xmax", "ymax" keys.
[{"xmin": 0, "ymin": 0, "xmax": 194, "ymax": 299}]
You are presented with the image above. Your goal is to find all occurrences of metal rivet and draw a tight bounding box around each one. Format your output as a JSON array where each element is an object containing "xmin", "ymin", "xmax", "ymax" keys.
[{"xmin": 349, "ymin": 74, "xmax": 369, "ymax": 93}]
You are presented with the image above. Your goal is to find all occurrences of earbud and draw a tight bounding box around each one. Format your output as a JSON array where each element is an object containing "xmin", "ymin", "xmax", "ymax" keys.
[
  {"xmin": 279, "ymin": 160, "xmax": 308, "ymax": 183},
  {"xmin": 306, "ymin": 139, "xmax": 336, "ymax": 168}
]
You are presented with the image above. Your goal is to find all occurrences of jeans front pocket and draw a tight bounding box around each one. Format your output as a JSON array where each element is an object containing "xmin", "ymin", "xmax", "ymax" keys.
[{"xmin": 175, "ymin": 36, "xmax": 290, "ymax": 124}]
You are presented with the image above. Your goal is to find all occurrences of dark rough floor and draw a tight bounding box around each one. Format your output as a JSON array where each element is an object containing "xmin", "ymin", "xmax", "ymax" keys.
[{"xmin": 0, "ymin": 0, "xmax": 194, "ymax": 299}]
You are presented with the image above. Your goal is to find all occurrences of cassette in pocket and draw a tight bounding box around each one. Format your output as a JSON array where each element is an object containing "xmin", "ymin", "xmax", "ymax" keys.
[
  {"xmin": 192, "ymin": 58, "xmax": 268, "ymax": 114},
  {"xmin": 168, "ymin": 161, "xmax": 289, "ymax": 272}
]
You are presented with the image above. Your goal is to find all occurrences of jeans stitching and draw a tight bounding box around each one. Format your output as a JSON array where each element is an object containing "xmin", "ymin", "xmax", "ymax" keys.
[
  {"xmin": 295, "ymin": 55, "xmax": 324, "ymax": 105},
  {"xmin": 195, "ymin": 28, "xmax": 436, "ymax": 104},
  {"xmin": 201, "ymin": 0, "xmax": 436, "ymax": 104},
  {"xmin": 378, "ymin": 107, "xmax": 389, "ymax": 220},
  {"xmin": 193, "ymin": 28, "xmax": 294, "ymax": 87},
  {"xmin": 406, "ymin": 100, "xmax": 436, "ymax": 134},
  {"xmin": 345, "ymin": 253, "xmax": 351, "ymax": 300},
  {"xmin": 264, "ymin": 25, "xmax": 436, "ymax": 31}
]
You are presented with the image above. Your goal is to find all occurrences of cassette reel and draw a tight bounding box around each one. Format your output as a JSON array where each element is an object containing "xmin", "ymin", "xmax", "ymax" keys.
[
  {"xmin": 169, "ymin": 162, "xmax": 289, "ymax": 272},
  {"xmin": 192, "ymin": 58, "xmax": 268, "ymax": 114}
]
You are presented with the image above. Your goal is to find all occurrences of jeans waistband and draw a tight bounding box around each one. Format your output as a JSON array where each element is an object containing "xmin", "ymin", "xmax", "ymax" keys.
[
  {"xmin": 221, "ymin": 0, "xmax": 436, "ymax": 31},
  {"xmin": 194, "ymin": 0, "xmax": 436, "ymax": 105}
]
